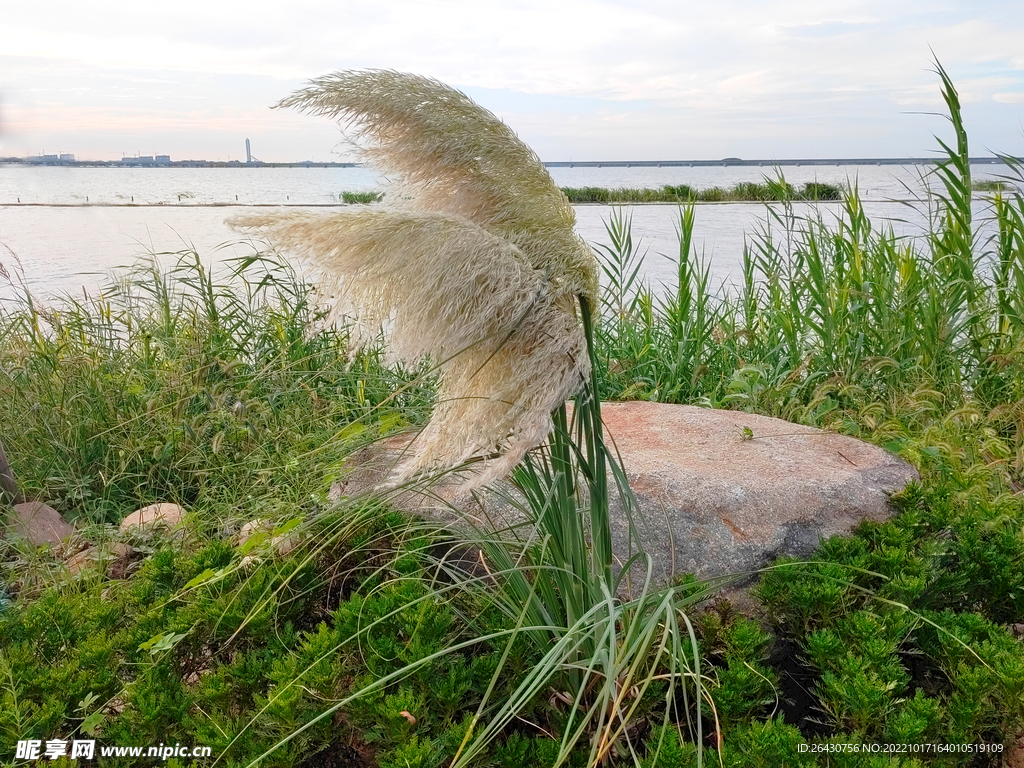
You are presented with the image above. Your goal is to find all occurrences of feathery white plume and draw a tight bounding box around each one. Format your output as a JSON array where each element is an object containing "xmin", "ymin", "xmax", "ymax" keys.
[{"xmin": 229, "ymin": 70, "xmax": 598, "ymax": 486}]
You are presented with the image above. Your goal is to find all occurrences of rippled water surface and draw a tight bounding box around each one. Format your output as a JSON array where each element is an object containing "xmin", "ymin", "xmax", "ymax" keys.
[{"xmin": 0, "ymin": 164, "xmax": 1010, "ymax": 300}]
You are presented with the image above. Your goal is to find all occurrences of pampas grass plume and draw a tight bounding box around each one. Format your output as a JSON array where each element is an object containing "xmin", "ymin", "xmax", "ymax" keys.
[{"xmin": 230, "ymin": 70, "xmax": 598, "ymax": 486}]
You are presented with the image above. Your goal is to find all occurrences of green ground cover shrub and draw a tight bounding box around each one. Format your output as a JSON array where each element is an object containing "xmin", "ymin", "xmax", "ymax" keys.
[
  {"xmin": 0, "ymin": 510, "xmax": 533, "ymax": 767},
  {"xmin": 756, "ymin": 462, "xmax": 1024, "ymax": 747}
]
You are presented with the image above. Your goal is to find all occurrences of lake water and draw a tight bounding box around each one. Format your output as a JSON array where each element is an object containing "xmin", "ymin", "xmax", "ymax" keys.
[{"xmin": 0, "ymin": 164, "xmax": 1012, "ymax": 302}]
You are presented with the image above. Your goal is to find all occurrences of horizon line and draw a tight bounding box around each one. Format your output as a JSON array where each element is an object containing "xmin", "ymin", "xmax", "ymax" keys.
[{"xmin": 2, "ymin": 155, "xmax": 1018, "ymax": 169}]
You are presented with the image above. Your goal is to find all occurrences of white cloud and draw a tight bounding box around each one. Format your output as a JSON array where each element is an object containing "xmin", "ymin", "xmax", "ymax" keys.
[{"xmin": 1, "ymin": 0, "xmax": 1022, "ymax": 160}]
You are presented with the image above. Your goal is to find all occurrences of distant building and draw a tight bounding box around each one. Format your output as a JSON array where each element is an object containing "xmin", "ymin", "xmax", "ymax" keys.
[
  {"xmin": 114, "ymin": 154, "xmax": 171, "ymax": 166},
  {"xmin": 26, "ymin": 153, "xmax": 76, "ymax": 164}
]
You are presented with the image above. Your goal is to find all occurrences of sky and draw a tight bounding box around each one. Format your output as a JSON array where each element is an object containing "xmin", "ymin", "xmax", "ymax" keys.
[{"xmin": 1, "ymin": 0, "xmax": 1022, "ymax": 163}]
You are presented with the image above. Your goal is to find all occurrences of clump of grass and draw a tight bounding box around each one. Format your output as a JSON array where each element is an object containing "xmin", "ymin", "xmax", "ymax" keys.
[
  {"xmin": 695, "ymin": 186, "xmax": 726, "ymax": 203},
  {"xmin": 662, "ymin": 183, "xmax": 696, "ymax": 200},
  {"xmin": 0, "ymin": 250, "xmax": 429, "ymax": 525},
  {"xmin": 340, "ymin": 190, "xmax": 383, "ymax": 204},
  {"xmin": 559, "ymin": 186, "xmax": 611, "ymax": 203},
  {"xmin": 799, "ymin": 181, "xmax": 844, "ymax": 200},
  {"xmin": 595, "ymin": 69, "xmax": 1024, "ymax": 423},
  {"xmin": 560, "ymin": 186, "xmax": 675, "ymax": 203},
  {"xmin": 973, "ymin": 179, "xmax": 1012, "ymax": 192}
]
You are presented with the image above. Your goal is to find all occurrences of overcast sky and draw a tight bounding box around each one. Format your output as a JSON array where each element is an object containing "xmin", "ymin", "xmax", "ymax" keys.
[{"xmin": 1, "ymin": 0, "xmax": 1022, "ymax": 163}]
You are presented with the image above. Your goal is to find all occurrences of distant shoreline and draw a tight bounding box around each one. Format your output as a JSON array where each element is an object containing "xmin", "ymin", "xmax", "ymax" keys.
[
  {"xmin": 0, "ymin": 200, "xmax": 926, "ymax": 208},
  {"xmin": 1, "ymin": 156, "xmax": 1016, "ymax": 169}
]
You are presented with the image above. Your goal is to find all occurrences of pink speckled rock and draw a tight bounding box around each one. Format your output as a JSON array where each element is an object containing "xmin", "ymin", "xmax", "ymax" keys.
[
  {"xmin": 338, "ymin": 402, "xmax": 918, "ymax": 585},
  {"xmin": 7, "ymin": 501, "xmax": 74, "ymax": 547},
  {"xmin": 119, "ymin": 502, "xmax": 186, "ymax": 533},
  {"xmin": 595, "ymin": 402, "xmax": 917, "ymax": 582}
]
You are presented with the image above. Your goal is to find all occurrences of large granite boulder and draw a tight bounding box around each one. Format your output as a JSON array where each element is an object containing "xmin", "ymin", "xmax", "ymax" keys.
[
  {"xmin": 597, "ymin": 402, "xmax": 917, "ymax": 582},
  {"xmin": 338, "ymin": 402, "xmax": 918, "ymax": 586}
]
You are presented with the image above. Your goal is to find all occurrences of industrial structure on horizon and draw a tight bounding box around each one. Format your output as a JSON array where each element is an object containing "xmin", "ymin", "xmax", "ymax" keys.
[
  {"xmin": 22, "ymin": 140, "xmax": 267, "ymax": 167},
  {"xmin": 245, "ymin": 139, "xmax": 261, "ymax": 165},
  {"xmin": 24, "ymin": 152, "xmax": 77, "ymax": 164},
  {"xmin": 24, "ymin": 152, "xmax": 171, "ymax": 166}
]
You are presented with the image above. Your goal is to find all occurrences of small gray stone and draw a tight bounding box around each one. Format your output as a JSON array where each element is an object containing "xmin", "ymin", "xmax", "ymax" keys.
[
  {"xmin": 234, "ymin": 518, "xmax": 272, "ymax": 547},
  {"xmin": 271, "ymin": 532, "xmax": 301, "ymax": 557},
  {"xmin": 65, "ymin": 547, "xmax": 97, "ymax": 575},
  {"xmin": 7, "ymin": 501, "xmax": 74, "ymax": 547},
  {"xmin": 65, "ymin": 543, "xmax": 135, "ymax": 577},
  {"xmin": 120, "ymin": 503, "xmax": 186, "ymax": 533},
  {"xmin": 235, "ymin": 518, "xmax": 301, "ymax": 557}
]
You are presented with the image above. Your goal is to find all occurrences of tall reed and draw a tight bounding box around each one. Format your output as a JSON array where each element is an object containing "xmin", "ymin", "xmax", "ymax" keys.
[{"xmin": 594, "ymin": 61, "xmax": 1024, "ymax": 434}]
